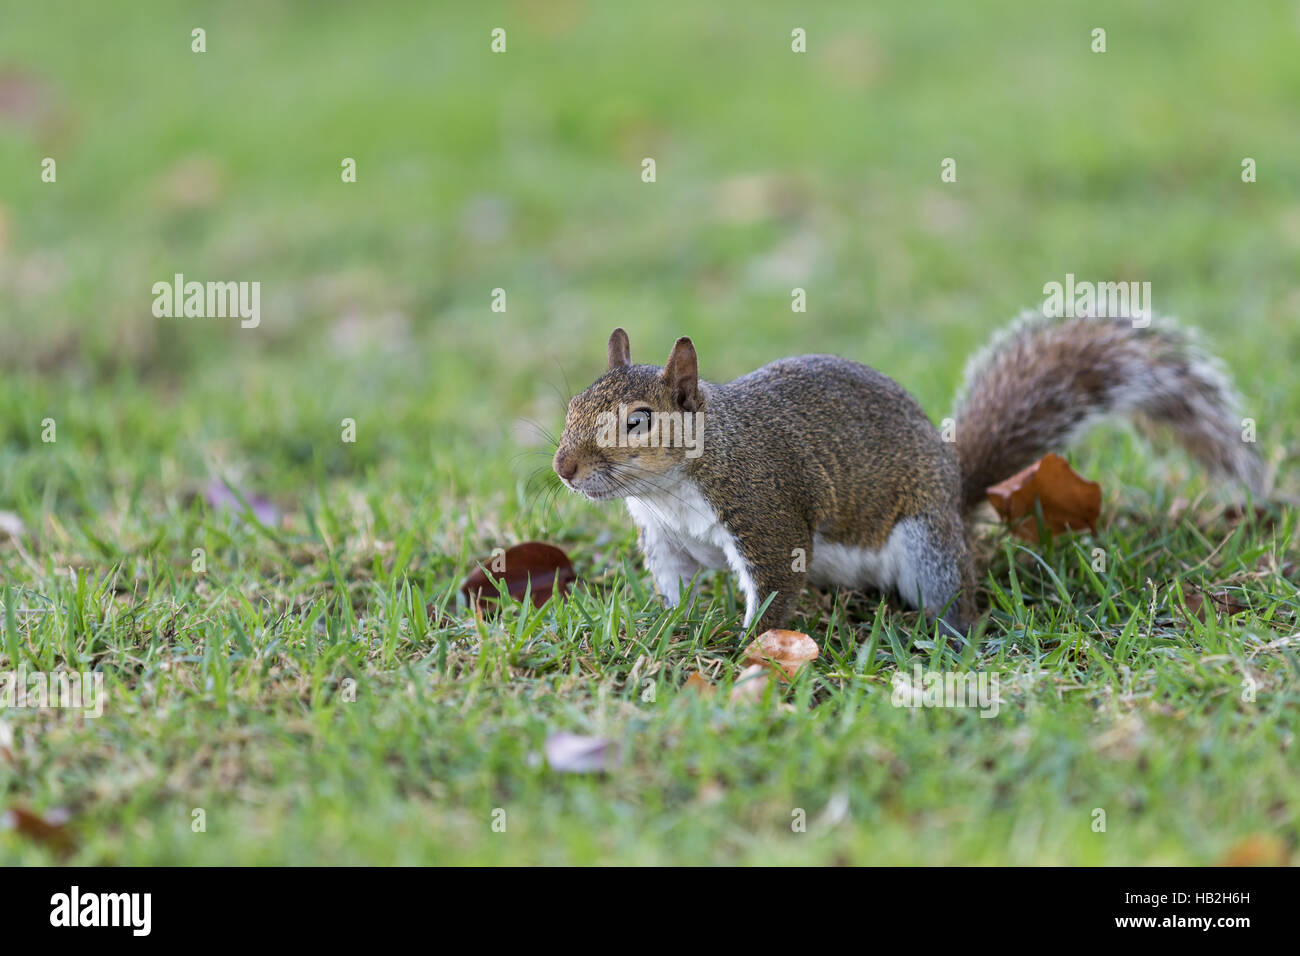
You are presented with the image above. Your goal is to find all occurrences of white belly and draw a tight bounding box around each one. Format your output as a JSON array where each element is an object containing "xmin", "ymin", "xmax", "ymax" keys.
[{"xmin": 808, "ymin": 525, "xmax": 911, "ymax": 592}]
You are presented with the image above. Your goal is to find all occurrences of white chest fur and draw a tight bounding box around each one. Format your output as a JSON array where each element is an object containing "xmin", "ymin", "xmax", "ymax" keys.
[
  {"xmin": 625, "ymin": 477, "xmax": 760, "ymax": 622},
  {"xmin": 625, "ymin": 479, "xmax": 732, "ymax": 571}
]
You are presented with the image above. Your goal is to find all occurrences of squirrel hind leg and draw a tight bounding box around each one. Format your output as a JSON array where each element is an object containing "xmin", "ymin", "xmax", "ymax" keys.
[{"xmin": 893, "ymin": 514, "xmax": 976, "ymax": 641}]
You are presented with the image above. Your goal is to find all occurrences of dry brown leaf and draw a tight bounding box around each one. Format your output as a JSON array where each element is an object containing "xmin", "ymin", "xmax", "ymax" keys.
[
  {"xmin": 742, "ymin": 629, "xmax": 819, "ymax": 681},
  {"xmin": 986, "ymin": 452, "xmax": 1100, "ymax": 541},
  {"xmin": 729, "ymin": 664, "xmax": 772, "ymax": 703},
  {"xmin": 683, "ymin": 671, "xmax": 715, "ymax": 695},
  {"xmin": 0, "ymin": 805, "xmax": 74, "ymax": 853},
  {"xmin": 1182, "ymin": 588, "xmax": 1251, "ymax": 624},
  {"xmin": 461, "ymin": 541, "xmax": 577, "ymax": 613},
  {"xmin": 1218, "ymin": 833, "xmax": 1288, "ymax": 866}
]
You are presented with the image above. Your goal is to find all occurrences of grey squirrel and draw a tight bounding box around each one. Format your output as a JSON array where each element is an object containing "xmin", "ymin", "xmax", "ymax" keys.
[{"xmin": 552, "ymin": 314, "xmax": 1264, "ymax": 637}]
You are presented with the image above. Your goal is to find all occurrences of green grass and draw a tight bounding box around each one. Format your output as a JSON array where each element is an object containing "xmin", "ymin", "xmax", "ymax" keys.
[{"xmin": 0, "ymin": 0, "xmax": 1297, "ymax": 864}]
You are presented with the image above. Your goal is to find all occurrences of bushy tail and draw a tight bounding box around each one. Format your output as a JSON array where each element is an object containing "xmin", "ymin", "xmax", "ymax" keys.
[{"xmin": 952, "ymin": 311, "xmax": 1264, "ymax": 512}]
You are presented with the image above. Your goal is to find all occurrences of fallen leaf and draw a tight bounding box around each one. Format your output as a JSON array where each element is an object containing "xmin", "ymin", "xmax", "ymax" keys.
[
  {"xmin": 0, "ymin": 805, "xmax": 74, "ymax": 853},
  {"xmin": 1209, "ymin": 590, "xmax": 1250, "ymax": 617},
  {"xmin": 1218, "ymin": 833, "xmax": 1287, "ymax": 866},
  {"xmin": 742, "ymin": 629, "xmax": 819, "ymax": 681},
  {"xmin": 729, "ymin": 663, "xmax": 772, "ymax": 703},
  {"xmin": 1182, "ymin": 588, "xmax": 1251, "ymax": 624},
  {"xmin": 987, "ymin": 452, "xmax": 1101, "ymax": 541},
  {"xmin": 543, "ymin": 732, "xmax": 619, "ymax": 773},
  {"xmin": 683, "ymin": 671, "xmax": 715, "ymax": 695},
  {"xmin": 203, "ymin": 479, "xmax": 280, "ymax": 526},
  {"xmin": 461, "ymin": 541, "xmax": 576, "ymax": 612}
]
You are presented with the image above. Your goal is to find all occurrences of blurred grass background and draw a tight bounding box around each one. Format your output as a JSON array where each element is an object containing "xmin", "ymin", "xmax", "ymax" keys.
[
  {"xmin": 3, "ymin": 0, "xmax": 1297, "ymax": 501},
  {"xmin": 0, "ymin": 1, "xmax": 1297, "ymax": 864}
]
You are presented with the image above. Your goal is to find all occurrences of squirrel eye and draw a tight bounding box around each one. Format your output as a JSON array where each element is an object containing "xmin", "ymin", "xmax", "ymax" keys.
[{"xmin": 627, "ymin": 408, "xmax": 652, "ymax": 434}]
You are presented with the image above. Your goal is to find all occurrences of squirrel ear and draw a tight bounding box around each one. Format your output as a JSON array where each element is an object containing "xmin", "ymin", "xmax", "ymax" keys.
[
  {"xmin": 664, "ymin": 337, "xmax": 700, "ymax": 412},
  {"xmin": 607, "ymin": 328, "xmax": 632, "ymax": 369}
]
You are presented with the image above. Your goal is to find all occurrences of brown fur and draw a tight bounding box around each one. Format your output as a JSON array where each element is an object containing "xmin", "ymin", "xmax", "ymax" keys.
[
  {"xmin": 554, "ymin": 316, "xmax": 1262, "ymax": 638},
  {"xmin": 953, "ymin": 312, "xmax": 1264, "ymax": 509}
]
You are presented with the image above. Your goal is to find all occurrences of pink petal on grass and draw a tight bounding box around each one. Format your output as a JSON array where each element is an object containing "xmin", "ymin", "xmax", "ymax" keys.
[
  {"xmin": 543, "ymin": 732, "xmax": 620, "ymax": 773},
  {"xmin": 203, "ymin": 479, "xmax": 280, "ymax": 526}
]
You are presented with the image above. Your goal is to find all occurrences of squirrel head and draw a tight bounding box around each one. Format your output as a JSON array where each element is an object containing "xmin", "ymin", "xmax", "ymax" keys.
[{"xmin": 553, "ymin": 328, "xmax": 705, "ymax": 500}]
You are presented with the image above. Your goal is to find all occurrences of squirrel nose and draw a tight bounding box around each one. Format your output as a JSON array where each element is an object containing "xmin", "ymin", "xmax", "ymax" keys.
[{"xmin": 556, "ymin": 457, "xmax": 578, "ymax": 481}]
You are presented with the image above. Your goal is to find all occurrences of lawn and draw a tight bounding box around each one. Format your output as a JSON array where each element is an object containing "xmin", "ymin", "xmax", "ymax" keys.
[{"xmin": 0, "ymin": 0, "xmax": 1297, "ymax": 864}]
